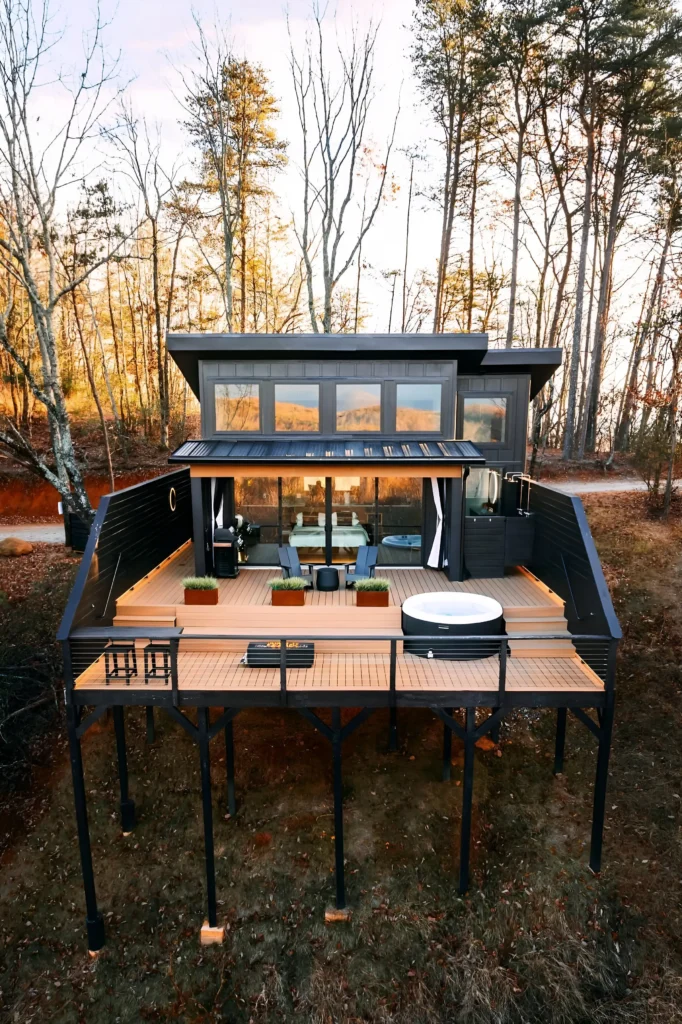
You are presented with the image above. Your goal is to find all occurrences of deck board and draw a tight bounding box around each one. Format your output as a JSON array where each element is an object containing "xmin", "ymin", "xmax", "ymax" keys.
[
  {"xmin": 74, "ymin": 648, "xmax": 603, "ymax": 695},
  {"xmin": 115, "ymin": 544, "xmax": 563, "ymax": 618}
]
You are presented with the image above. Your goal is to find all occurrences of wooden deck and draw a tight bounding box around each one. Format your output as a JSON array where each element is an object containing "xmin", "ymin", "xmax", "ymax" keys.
[
  {"xmin": 74, "ymin": 647, "xmax": 603, "ymax": 695},
  {"xmin": 73, "ymin": 542, "xmax": 606, "ymax": 701},
  {"xmin": 114, "ymin": 542, "xmax": 565, "ymax": 621}
]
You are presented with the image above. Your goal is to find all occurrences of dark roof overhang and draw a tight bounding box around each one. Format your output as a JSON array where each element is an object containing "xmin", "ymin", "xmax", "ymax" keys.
[
  {"xmin": 480, "ymin": 347, "xmax": 562, "ymax": 399},
  {"xmin": 169, "ymin": 437, "xmax": 486, "ymax": 466},
  {"xmin": 167, "ymin": 332, "xmax": 489, "ymax": 399}
]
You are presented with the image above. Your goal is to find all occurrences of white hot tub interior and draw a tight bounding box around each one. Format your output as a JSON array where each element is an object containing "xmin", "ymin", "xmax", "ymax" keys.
[{"xmin": 401, "ymin": 592, "xmax": 503, "ymax": 625}]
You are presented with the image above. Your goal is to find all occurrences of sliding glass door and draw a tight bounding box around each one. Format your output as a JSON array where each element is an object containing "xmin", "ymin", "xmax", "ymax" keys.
[{"xmin": 233, "ymin": 475, "xmax": 424, "ymax": 566}]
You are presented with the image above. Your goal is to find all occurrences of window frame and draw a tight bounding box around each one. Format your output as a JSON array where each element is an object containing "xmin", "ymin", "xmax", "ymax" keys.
[
  {"xmin": 273, "ymin": 381, "xmax": 322, "ymax": 434},
  {"xmin": 393, "ymin": 381, "xmax": 444, "ymax": 435},
  {"xmin": 457, "ymin": 392, "xmax": 511, "ymax": 446},
  {"xmin": 213, "ymin": 380, "xmax": 262, "ymax": 434}
]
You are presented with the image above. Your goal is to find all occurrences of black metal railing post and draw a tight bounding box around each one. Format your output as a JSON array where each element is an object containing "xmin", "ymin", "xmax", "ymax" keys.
[
  {"xmin": 280, "ymin": 639, "xmax": 287, "ymax": 705},
  {"xmin": 198, "ymin": 707, "xmax": 218, "ymax": 929},
  {"xmin": 498, "ymin": 636, "xmax": 507, "ymax": 703},
  {"xmin": 331, "ymin": 707, "xmax": 345, "ymax": 909},
  {"xmin": 170, "ymin": 637, "xmax": 179, "ymax": 706},
  {"xmin": 389, "ymin": 638, "xmax": 397, "ymax": 752}
]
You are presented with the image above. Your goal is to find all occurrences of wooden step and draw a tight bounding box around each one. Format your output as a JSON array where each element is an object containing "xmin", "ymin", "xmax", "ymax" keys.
[
  {"xmin": 509, "ymin": 638, "xmax": 575, "ymax": 659},
  {"xmin": 503, "ymin": 604, "xmax": 565, "ymax": 619},
  {"xmin": 113, "ymin": 614, "xmax": 177, "ymax": 628},
  {"xmin": 175, "ymin": 604, "xmax": 401, "ymax": 628},
  {"xmin": 506, "ymin": 616, "xmax": 569, "ymax": 634}
]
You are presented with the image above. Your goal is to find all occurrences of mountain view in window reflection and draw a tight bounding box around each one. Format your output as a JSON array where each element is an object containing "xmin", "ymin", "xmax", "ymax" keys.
[
  {"xmin": 336, "ymin": 384, "xmax": 381, "ymax": 431},
  {"xmin": 395, "ymin": 383, "xmax": 441, "ymax": 431},
  {"xmin": 461, "ymin": 397, "xmax": 507, "ymax": 443},
  {"xmin": 275, "ymin": 384, "xmax": 320, "ymax": 431},
  {"xmin": 215, "ymin": 383, "xmax": 260, "ymax": 431}
]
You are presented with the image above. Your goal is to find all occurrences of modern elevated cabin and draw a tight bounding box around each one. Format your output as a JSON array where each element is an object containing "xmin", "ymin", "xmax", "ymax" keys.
[{"xmin": 58, "ymin": 333, "xmax": 621, "ymax": 952}]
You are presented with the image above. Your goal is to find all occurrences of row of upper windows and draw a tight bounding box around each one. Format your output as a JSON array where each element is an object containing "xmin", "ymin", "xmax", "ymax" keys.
[{"xmin": 214, "ymin": 381, "xmax": 507, "ymax": 442}]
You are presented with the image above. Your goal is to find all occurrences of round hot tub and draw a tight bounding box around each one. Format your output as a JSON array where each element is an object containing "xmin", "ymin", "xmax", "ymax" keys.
[{"xmin": 402, "ymin": 592, "xmax": 504, "ymax": 660}]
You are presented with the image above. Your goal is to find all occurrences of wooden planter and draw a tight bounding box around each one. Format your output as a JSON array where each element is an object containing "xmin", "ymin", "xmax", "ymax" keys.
[
  {"xmin": 356, "ymin": 590, "xmax": 389, "ymax": 608},
  {"xmin": 184, "ymin": 589, "xmax": 219, "ymax": 605},
  {"xmin": 272, "ymin": 589, "xmax": 306, "ymax": 606}
]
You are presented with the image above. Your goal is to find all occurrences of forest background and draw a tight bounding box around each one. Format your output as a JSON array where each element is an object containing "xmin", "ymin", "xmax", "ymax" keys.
[{"xmin": 1, "ymin": 0, "xmax": 681, "ymax": 520}]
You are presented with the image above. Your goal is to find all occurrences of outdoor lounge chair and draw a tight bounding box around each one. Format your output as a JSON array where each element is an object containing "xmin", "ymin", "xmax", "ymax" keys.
[
  {"xmin": 278, "ymin": 545, "xmax": 314, "ymax": 586},
  {"xmin": 344, "ymin": 546, "xmax": 378, "ymax": 587}
]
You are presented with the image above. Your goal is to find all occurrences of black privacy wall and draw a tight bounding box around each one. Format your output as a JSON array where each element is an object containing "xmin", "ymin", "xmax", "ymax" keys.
[{"xmin": 58, "ymin": 468, "xmax": 192, "ymax": 639}]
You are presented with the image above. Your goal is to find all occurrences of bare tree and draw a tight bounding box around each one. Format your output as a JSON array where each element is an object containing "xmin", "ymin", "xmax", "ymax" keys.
[
  {"xmin": 289, "ymin": 9, "xmax": 398, "ymax": 334},
  {"xmin": 0, "ymin": 0, "xmax": 124, "ymax": 521}
]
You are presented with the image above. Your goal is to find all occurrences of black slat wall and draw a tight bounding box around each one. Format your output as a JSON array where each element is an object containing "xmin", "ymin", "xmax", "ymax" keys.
[
  {"xmin": 58, "ymin": 469, "xmax": 192, "ymax": 639},
  {"xmin": 528, "ymin": 482, "xmax": 621, "ymax": 645}
]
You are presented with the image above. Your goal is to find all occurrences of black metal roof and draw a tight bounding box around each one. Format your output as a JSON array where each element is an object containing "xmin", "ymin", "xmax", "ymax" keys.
[
  {"xmin": 168, "ymin": 438, "xmax": 485, "ymax": 465},
  {"xmin": 166, "ymin": 332, "xmax": 561, "ymax": 401}
]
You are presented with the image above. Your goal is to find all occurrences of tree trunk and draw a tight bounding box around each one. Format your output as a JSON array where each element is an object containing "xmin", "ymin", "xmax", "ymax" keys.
[{"xmin": 505, "ymin": 120, "xmax": 526, "ymax": 348}]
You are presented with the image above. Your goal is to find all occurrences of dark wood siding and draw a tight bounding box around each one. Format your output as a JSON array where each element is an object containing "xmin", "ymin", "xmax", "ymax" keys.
[{"xmin": 58, "ymin": 469, "xmax": 192, "ymax": 640}]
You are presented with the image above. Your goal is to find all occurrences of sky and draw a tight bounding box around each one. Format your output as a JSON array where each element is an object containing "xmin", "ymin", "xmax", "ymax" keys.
[{"xmin": 55, "ymin": 0, "xmax": 444, "ymax": 333}]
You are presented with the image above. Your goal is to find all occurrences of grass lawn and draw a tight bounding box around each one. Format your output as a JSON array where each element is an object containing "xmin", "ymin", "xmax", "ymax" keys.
[{"xmin": 1, "ymin": 492, "xmax": 682, "ymax": 1023}]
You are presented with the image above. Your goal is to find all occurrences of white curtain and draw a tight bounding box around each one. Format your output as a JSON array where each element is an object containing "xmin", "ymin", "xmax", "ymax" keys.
[{"xmin": 427, "ymin": 477, "xmax": 443, "ymax": 568}]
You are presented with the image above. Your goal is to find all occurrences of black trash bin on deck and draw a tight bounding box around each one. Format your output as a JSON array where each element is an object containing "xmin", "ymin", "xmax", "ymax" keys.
[{"xmin": 213, "ymin": 528, "xmax": 239, "ymax": 578}]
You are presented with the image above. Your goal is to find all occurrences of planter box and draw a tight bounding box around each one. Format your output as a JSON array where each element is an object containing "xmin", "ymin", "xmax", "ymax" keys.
[
  {"xmin": 184, "ymin": 589, "xmax": 219, "ymax": 605},
  {"xmin": 356, "ymin": 590, "xmax": 389, "ymax": 608},
  {"xmin": 272, "ymin": 589, "xmax": 306, "ymax": 606}
]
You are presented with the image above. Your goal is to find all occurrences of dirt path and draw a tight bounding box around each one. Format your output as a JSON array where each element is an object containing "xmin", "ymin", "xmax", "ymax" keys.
[{"xmin": 547, "ymin": 477, "xmax": 681, "ymax": 495}]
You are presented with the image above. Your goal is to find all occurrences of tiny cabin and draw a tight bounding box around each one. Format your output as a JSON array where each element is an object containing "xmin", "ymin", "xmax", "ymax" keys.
[
  {"xmin": 167, "ymin": 332, "xmax": 562, "ymax": 580},
  {"xmin": 58, "ymin": 332, "xmax": 620, "ymax": 953}
]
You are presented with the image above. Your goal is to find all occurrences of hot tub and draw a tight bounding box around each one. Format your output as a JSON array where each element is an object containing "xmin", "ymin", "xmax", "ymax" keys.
[
  {"xmin": 401, "ymin": 592, "xmax": 504, "ymax": 660},
  {"xmin": 381, "ymin": 534, "xmax": 422, "ymax": 549}
]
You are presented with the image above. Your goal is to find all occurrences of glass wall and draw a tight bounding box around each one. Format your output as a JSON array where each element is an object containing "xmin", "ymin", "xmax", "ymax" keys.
[
  {"xmin": 215, "ymin": 383, "xmax": 260, "ymax": 431},
  {"xmin": 461, "ymin": 396, "xmax": 507, "ymax": 443},
  {"xmin": 331, "ymin": 476, "xmax": 375, "ymax": 562},
  {"xmin": 335, "ymin": 384, "xmax": 381, "ymax": 431},
  {"xmin": 230, "ymin": 475, "xmax": 425, "ymax": 566},
  {"xmin": 396, "ymin": 383, "xmax": 441, "ymax": 432},
  {"xmin": 377, "ymin": 477, "xmax": 423, "ymax": 565},
  {"xmin": 275, "ymin": 384, "xmax": 320, "ymax": 432},
  {"xmin": 233, "ymin": 477, "xmax": 279, "ymax": 565},
  {"xmin": 281, "ymin": 474, "xmax": 326, "ymax": 562}
]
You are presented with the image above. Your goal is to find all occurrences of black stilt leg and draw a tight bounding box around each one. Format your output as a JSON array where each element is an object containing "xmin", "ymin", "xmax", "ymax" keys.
[
  {"xmin": 554, "ymin": 708, "xmax": 567, "ymax": 775},
  {"xmin": 198, "ymin": 708, "xmax": 218, "ymax": 928},
  {"xmin": 442, "ymin": 708, "xmax": 453, "ymax": 782},
  {"xmin": 589, "ymin": 698, "xmax": 615, "ymax": 874},
  {"xmin": 225, "ymin": 718, "xmax": 237, "ymax": 817},
  {"xmin": 490, "ymin": 708, "xmax": 500, "ymax": 745},
  {"xmin": 389, "ymin": 706, "xmax": 397, "ymax": 752},
  {"xmin": 332, "ymin": 708, "xmax": 345, "ymax": 909},
  {"xmin": 146, "ymin": 706, "xmax": 155, "ymax": 744},
  {"xmin": 459, "ymin": 708, "xmax": 476, "ymax": 894},
  {"xmin": 113, "ymin": 706, "xmax": 136, "ymax": 833},
  {"xmin": 66, "ymin": 703, "xmax": 105, "ymax": 952}
]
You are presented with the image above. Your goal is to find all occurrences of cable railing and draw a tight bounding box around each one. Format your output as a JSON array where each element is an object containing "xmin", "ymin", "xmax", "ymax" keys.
[{"xmin": 66, "ymin": 628, "xmax": 616, "ymax": 706}]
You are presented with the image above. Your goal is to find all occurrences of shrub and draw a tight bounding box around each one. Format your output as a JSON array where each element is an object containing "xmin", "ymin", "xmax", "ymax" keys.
[
  {"xmin": 268, "ymin": 576, "xmax": 308, "ymax": 590},
  {"xmin": 182, "ymin": 576, "xmax": 218, "ymax": 590},
  {"xmin": 354, "ymin": 577, "xmax": 390, "ymax": 591}
]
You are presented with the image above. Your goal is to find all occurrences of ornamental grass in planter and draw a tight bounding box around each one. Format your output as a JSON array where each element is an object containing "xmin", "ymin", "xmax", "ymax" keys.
[
  {"xmin": 268, "ymin": 577, "xmax": 308, "ymax": 606},
  {"xmin": 182, "ymin": 576, "xmax": 219, "ymax": 605},
  {"xmin": 354, "ymin": 577, "xmax": 390, "ymax": 607}
]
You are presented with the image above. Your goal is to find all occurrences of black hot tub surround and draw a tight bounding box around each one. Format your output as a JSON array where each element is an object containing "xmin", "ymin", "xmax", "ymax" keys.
[{"xmin": 401, "ymin": 592, "xmax": 504, "ymax": 660}]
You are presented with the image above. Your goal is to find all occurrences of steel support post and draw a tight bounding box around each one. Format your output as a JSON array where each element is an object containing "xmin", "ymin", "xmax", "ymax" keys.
[
  {"xmin": 113, "ymin": 706, "xmax": 136, "ymax": 833},
  {"xmin": 389, "ymin": 706, "xmax": 397, "ymax": 752},
  {"xmin": 554, "ymin": 708, "xmax": 567, "ymax": 775},
  {"xmin": 589, "ymin": 697, "xmax": 615, "ymax": 874},
  {"xmin": 225, "ymin": 718, "xmax": 237, "ymax": 817},
  {"xmin": 459, "ymin": 708, "xmax": 476, "ymax": 894},
  {"xmin": 198, "ymin": 708, "xmax": 218, "ymax": 928},
  {"xmin": 332, "ymin": 708, "xmax": 346, "ymax": 909},
  {"xmin": 66, "ymin": 702, "xmax": 105, "ymax": 952},
  {"xmin": 146, "ymin": 706, "xmax": 155, "ymax": 744},
  {"xmin": 442, "ymin": 708, "xmax": 453, "ymax": 782}
]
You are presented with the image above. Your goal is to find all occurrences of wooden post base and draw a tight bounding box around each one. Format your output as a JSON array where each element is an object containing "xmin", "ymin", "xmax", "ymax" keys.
[
  {"xmin": 325, "ymin": 907, "xmax": 351, "ymax": 923},
  {"xmin": 200, "ymin": 921, "xmax": 226, "ymax": 945}
]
